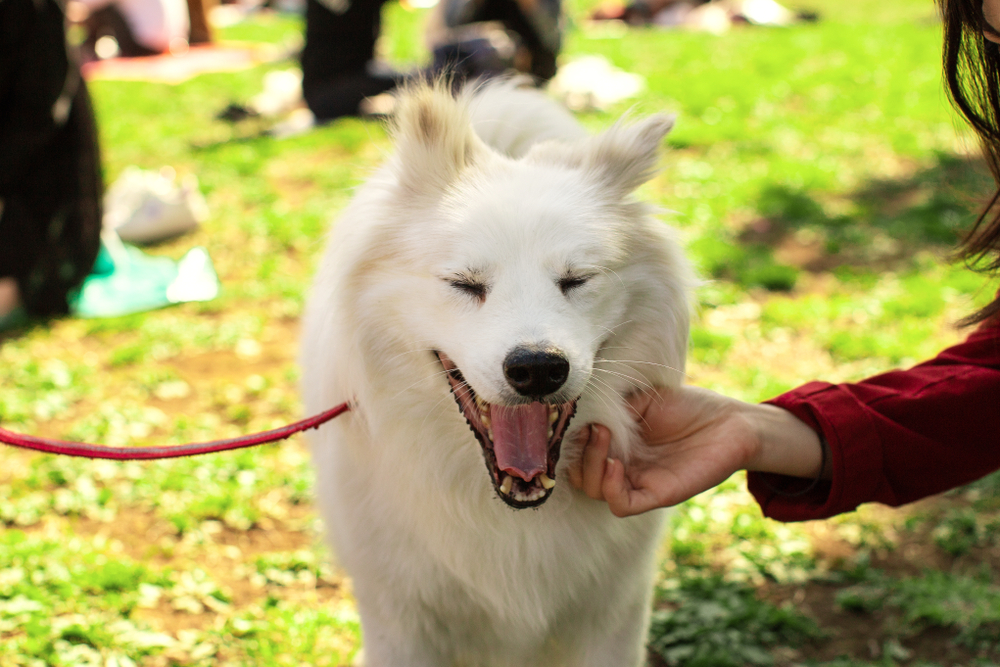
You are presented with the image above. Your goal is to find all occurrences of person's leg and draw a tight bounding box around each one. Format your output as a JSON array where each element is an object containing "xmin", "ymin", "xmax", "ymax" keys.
[
  {"xmin": 186, "ymin": 0, "xmax": 213, "ymax": 44},
  {"xmin": 0, "ymin": 278, "xmax": 18, "ymax": 318},
  {"xmin": 0, "ymin": 0, "xmax": 103, "ymax": 318},
  {"xmin": 300, "ymin": 0, "xmax": 404, "ymax": 121},
  {"xmin": 2, "ymin": 83, "xmax": 102, "ymax": 317}
]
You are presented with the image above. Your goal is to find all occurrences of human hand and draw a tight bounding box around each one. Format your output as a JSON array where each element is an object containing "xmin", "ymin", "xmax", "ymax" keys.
[
  {"xmin": 65, "ymin": 1, "xmax": 91, "ymax": 22},
  {"xmin": 567, "ymin": 385, "xmax": 824, "ymax": 517}
]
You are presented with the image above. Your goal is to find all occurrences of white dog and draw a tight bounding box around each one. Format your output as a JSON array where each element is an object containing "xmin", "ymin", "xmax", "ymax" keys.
[{"xmin": 301, "ymin": 79, "xmax": 694, "ymax": 667}]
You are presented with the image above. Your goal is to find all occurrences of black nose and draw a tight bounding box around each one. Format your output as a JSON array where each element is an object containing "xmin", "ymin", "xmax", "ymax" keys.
[{"xmin": 503, "ymin": 345, "xmax": 570, "ymax": 397}]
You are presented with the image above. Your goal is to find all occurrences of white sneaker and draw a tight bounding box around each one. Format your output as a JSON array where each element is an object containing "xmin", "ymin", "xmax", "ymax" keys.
[{"xmin": 104, "ymin": 166, "xmax": 209, "ymax": 245}]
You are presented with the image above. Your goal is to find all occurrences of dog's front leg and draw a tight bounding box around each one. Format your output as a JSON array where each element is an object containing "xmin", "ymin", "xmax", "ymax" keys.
[
  {"xmin": 352, "ymin": 591, "xmax": 447, "ymax": 667},
  {"xmin": 567, "ymin": 597, "xmax": 653, "ymax": 667},
  {"xmin": 560, "ymin": 516, "xmax": 662, "ymax": 667},
  {"xmin": 356, "ymin": 634, "xmax": 441, "ymax": 667}
]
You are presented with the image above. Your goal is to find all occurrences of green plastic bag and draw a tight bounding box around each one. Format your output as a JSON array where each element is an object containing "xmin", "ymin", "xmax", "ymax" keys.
[{"xmin": 70, "ymin": 232, "xmax": 220, "ymax": 318}]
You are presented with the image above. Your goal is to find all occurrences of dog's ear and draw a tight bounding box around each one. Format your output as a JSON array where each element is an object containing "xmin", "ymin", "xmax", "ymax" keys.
[
  {"xmin": 392, "ymin": 83, "xmax": 485, "ymax": 195},
  {"xmin": 585, "ymin": 113, "xmax": 675, "ymax": 196}
]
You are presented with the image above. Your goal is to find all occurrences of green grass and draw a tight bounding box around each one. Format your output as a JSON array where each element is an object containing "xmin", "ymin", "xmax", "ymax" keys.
[
  {"xmin": 649, "ymin": 575, "xmax": 822, "ymax": 666},
  {"xmin": 2, "ymin": 0, "xmax": 1000, "ymax": 664}
]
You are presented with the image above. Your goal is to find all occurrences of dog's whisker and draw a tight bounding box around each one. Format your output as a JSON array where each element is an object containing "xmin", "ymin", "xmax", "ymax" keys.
[
  {"xmin": 594, "ymin": 358, "xmax": 689, "ymax": 379},
  {"xmin": 586, "ymin": 371, "xmax": 623, "ymax": 402},
  {"xmin": 592, "ymin": 370, "xmax": 655, "ymax": 395},
  {"xmin": 583, "ymin": 381, "xmax": 618, "ymax": 416},
  {"xmin": 588, "ymin": 375, "xmax": 621, "ymax": 409},
  {"xmin": 589, "ymin": 373, "xmax": 656, "ymax": 433},
  {"xmin": 413, "ymin": 375, "xmax": 486, "ymax": 447},
  {"xmin": 416, "ymin": 388, "xmax": 470, "ymax": 436},
  {"xmin": 371, "ymin": 347, "xmax": 440, "ymax": 376},
  {"xmin": 375, "ymin": 356, "xmax": 448, "ymax": 383},
  {"xmin": 589, "ymin": 319, "xmax": 634, "ymax": 346},
  {"xmin": 587, "ymin": 374, "xmax": 619, "ymax": 402},
  {"xmin": 387, "ymin": 367, "xmax": 456, "ymax": 403},
  {"xmin": 593, "ymin": 264, "xmax": 627, "ymax": 291},
  {"xmin": 592, "ymin": 367, "xmax": 656, "ymax": 394},
  {"xmin": 585, "ymin": 376, "xmax": 625, "ymax": 417},
  {"xmin": 370, "ymin": 347, "xmax": 447, "ymax": 381}
]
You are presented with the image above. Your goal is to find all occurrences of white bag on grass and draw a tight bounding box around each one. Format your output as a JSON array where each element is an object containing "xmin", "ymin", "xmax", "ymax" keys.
[{"xmin": 103, "ymin": 166, "xmax": 209, "ymax": 245}]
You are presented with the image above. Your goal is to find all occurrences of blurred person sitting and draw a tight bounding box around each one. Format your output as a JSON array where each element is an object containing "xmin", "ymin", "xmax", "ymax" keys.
[
  {"xmin": 301, "ymin": 0, "xmax": 562, "ymax": 122},
  {"xmin": 68, "ymin": 0, "xmax": 190, "ymax": 59},
  {"xmin": 1, "ymin": 0, "xmax": 103, "ymax": 328}
]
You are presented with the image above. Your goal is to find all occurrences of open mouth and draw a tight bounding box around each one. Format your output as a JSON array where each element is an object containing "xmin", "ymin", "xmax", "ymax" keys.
[{"xmin": 435, "ymin": 352, "xmax": 577, "ymax": 509}]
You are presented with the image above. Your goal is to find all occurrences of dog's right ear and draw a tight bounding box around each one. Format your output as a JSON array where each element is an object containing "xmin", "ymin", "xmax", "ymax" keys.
[
  {"xmin": 584, "ymin": 113, "xmax": 675, "ymax": 197},
  {"xmin": 525, "ymin": 113, "xmax": 675, "ymax": 198},
  {"xmin": 392, "ymin": 83, "xmax": 485, "ymax": 196}
]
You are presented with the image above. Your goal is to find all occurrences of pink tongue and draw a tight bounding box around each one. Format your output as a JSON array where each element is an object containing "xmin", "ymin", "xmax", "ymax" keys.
[{"xmin": 490, "ymin": 403, "xmax": 549, "ymax": 481}]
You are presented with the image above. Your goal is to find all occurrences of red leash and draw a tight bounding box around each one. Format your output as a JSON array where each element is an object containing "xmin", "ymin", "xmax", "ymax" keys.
[{"xmin": 0, "ymin": 402, "xmax": 350, "ymax": 460}]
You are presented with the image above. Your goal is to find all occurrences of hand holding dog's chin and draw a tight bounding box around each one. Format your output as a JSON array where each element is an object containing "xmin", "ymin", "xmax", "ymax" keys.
[{"xmin": 568, "ymin": 386, "xmax": 825, "ymax": 517}]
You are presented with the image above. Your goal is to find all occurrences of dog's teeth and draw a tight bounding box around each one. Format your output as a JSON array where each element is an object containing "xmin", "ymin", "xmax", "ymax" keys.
[
  {"xmin": 547, "ymin": 427, "xmax": 554, "ymax": 439},
  {"xmin": 487, "ymin": 427, "xmax": 493, "ymax": 442},
  {"xmin": 499, "ymin": 475, "xmax": 513, "ymax": 496},
  {"xmin": 539, "ymin": 473, "xmax": 556, "ymax": 489},
  {"xmin": 481, "ymin": 413, "xmax": 491, "ymax": 428},
  {"xmin": 513, "ymin": 486, "xmax": 544, "ymax": 502},
  {"xmin": 548, "ymin": 409, "xmax": 558, "ymax": 425}
]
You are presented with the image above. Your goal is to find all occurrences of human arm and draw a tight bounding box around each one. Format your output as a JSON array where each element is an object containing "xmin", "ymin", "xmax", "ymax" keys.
[
  {"xmin": 570, "ymin": 315, "xmax": 1000, "ymax": 520},
  {"xmin": 567, "ymin": 385, "xmax": 829, "ymax": 517},
  {"xmin": 752, "ymin": 315, "xmax": 1000, "ymax": 520}
]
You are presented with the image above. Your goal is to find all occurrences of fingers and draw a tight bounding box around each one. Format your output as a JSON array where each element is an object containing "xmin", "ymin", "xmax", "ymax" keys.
[
  {"xmin": 566, "ymin": 424, "xmax": 613, "ymax": 499},
  {"xmin": 580, "ymin": 424, "xmax": 611, "ymax": 500},
  {"xmin": 567, "ymin": 423, "xmax": 669, "ymax": 517},
  {"xmin": 603, "ymin": 458, "xmax": 637, "ymax": 516},
  {"xmin": 603, "ymin": 459, "xmax": 661, "ymax": 517},
  {"xmin": 566, "ymin": 435, "xmax": 585, "ymax": 490}
]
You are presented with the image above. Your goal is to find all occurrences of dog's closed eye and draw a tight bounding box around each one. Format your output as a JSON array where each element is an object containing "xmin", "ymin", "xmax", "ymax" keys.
[
  {"xmin": 449, "ymin": 277, "xmax": 489, "ymax": 301},
  {"xmin": 558, "ymin": 274, "xmax": 595, "ymax": 295}
]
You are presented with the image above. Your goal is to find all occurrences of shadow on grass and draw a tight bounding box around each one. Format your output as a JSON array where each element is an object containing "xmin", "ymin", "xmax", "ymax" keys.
[
  {"xmin": 691, "ymin": 152, "xmax": 995, "ymax": 291},
  {"xmin": 744, "ymin": 151, "xmax": 994, "ymax": 276}
]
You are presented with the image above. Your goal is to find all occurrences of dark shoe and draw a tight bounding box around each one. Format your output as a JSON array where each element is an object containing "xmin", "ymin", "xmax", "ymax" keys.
[
  {"xmin": 438, "ymin": 0, "xmax": 562, "ymax": 82},
  {"xmin": 303, "ymin": 68, "xmax": 406, "ymax": 122},
  {"xmin": 0, "ymin": 306, "xmax": 29, "ymax": 333}
]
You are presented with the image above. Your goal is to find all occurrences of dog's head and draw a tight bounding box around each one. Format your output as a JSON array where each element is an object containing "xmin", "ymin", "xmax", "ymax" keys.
[{"xmin": 330, "ymin": 84, "xmax": 692, "ymax": 509}]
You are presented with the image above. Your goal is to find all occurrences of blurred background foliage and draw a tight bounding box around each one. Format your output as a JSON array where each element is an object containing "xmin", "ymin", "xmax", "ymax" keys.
[{"xmin": 2, "ymin": 0, "xmax": 1000, "ymax": 664}]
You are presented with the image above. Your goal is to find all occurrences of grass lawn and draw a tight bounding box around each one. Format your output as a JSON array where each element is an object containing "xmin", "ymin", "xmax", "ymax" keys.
[{"xmin": 3, "ymin": 0, "xmax": 1000, "ymax": 664}]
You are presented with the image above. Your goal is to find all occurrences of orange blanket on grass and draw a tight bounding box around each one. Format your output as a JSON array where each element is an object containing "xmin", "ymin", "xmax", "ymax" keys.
[{"xmin": 81, "ymin": 42, "xmax": 279, "ymax": 85}]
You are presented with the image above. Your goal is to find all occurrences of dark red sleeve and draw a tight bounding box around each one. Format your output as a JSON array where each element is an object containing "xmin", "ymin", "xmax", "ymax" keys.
[{"xmin": 747, "ymin": 315, "xmax": 1000, "ymax": 522}]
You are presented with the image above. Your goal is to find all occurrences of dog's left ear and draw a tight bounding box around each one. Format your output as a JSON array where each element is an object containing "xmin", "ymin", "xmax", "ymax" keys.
[
  {"xmin": 392, "ymin": 83, "xmax": 486, "ymax": 196},
  {"xmin": 586, "ymin": 114, "xmax": 675, "ymax": 197}
]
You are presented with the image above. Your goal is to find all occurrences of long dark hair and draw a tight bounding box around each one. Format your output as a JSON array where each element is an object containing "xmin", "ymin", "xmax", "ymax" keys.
[{"xmin": 940, "ymin": 0, "xmax": 1000, "ymax": 325}]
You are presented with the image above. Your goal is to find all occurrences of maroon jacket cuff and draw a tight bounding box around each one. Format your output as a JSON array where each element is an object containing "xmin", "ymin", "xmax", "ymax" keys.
[
  {"xmin": 747, "ymin": 309, "xmax": 1000, "ymax": 523},
  {"xmin": 748, "ymin": 382, "xmax": 886, "ymax": 522}
]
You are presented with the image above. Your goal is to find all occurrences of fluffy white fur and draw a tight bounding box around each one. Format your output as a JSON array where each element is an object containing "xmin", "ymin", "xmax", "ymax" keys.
[{"xmin": 301, "ymin": 79, "xmax": 694, "ymax": 667}]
